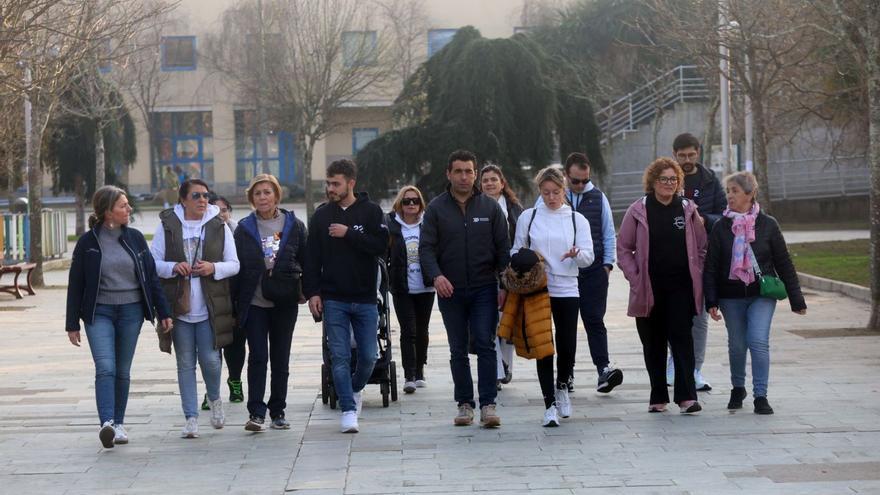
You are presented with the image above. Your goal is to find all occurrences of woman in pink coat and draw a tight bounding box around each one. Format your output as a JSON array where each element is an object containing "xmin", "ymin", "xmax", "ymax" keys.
[{"xmin": 617, "ymin": 157, "xmax": 708, "ymax": 414}]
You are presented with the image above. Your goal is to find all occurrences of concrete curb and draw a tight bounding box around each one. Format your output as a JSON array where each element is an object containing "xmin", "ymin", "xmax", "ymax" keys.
[{"xmin": 798, "ymin": 272, "xmax": 870, "ymax": 303}]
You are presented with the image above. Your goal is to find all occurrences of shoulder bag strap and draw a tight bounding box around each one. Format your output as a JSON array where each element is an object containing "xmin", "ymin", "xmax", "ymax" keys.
[
  {"xmin": 526, "ymin": 209, "xmax": 537, "ymax": 248},
  {"xmin": 746, "ymin": 244, "xmax": 763, "ymax": 278}
]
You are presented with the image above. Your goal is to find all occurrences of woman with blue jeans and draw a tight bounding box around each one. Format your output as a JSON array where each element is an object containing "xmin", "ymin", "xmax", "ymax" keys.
[
  {"xmin": 66, "ymin": 186, "xmax": 173, "ymax": 448},
  {"xmin": 704, "ymin": 172, "xmax": 806, "ymax": 415},
  {"xmin": 152, "ymin": 179, "xmax": 240, "ymax": 438}
]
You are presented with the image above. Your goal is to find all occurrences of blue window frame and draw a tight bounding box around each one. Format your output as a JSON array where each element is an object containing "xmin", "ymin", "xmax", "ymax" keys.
[
  {"xmin": 342, "ymin": 31, "xmax": 378, "ymax": 67},
  {"xmin": 352, "ymin": 128, "xmax": 379, "ymax": 154},
  {"xmin": 151, "ymin": 111, "xmax": 213, "ymax": 190},
  {"xmin": 161, "ymin": 36, "xmax": 197, "ymax": 71},
  {"xmin": 428, "ymin": 29, "xmax": 457, "ymax": 57},
  {"xmin": 234, "ymin": 110, "xmax": 298, "ymax": 188}
]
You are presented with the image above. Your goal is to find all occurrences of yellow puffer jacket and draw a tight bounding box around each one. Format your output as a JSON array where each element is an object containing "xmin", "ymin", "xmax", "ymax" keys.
[{"xmin": 498, "ymin": 261, "xmax": 554, "ymax": 360}]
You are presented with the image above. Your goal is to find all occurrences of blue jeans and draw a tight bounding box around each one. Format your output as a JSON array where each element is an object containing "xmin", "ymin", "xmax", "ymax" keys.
[
  {"xmin": 324, "ymin": 300, "xmax": 379, "ymax": 413},
  {"xmin": 437, "ymin": 284, "xmax": 498, "ymax": 408},
  {"xmin": 172, "ymin": 319, "xmax": 222, "ymax": 419},
  {"xmin": 578, "ymin": 267, "xmax": 610, "ymax": 375},
  {"xmin": 84, "ymin": 302, "xmax": 144, "ymax": 425},
  {"xmin": 718, "ymin": 297, "xmax": 777, "ymax": 398}
]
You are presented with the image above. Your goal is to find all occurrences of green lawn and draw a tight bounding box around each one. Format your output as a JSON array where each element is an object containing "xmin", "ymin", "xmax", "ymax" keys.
[{"xmin": 788, "ymin": 239, "xmax": 870, "ymax": 288}]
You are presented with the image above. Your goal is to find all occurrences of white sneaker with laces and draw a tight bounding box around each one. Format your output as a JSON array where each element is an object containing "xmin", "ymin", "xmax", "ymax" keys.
[
  {"xmin": 181, "ymin": 417, "xmax": 199, "ymax": 438},
  {"xmin": 542, "ymin": 405, "xmax": 560, "ymax": 427},
  {"xmin": 113, "ymin": 423, "xmax": 129, "ymax": 445},
  {"xmin": 555, "ymin": 387, "xmax": 572, "ymax": 418},
  {"xmin": 415, "ymin": 379, "xmax": 427, "ymax": 388},
  {"xmin": 694, "ymin": 369, "xmax": 712, "ymax": 391},
  {"xmin": 353, "ymin": 391, "xmax": 363, "ymax": 417},
  {"xmin": 403, "ymin": 380, "xmax": 417, "ymax": 394},
  {"xmin": 208, "ymin": 398, "xmax": 225, "ymax": 429},
  {"xmin": 341, "ymin": 411, "xmax": 359, "ymax": 433}
]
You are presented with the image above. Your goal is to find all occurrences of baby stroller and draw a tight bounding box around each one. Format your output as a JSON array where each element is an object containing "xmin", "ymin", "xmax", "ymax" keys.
[{"xmin": 320, "ymin": 258, "xmax": 398, "ymax": 408}]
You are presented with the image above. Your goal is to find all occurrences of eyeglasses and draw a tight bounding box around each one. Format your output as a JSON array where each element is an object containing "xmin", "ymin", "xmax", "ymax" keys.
[
  {"xmin": 190, "ymin": 192, "xmax": 210, "ymax": 200},
  {"xmin": 656, "ymin": 176, "xmax": 680, "ymax": 185},
  {"xmin": 675, "ymin": 152, "xmax": 699, "ymax": 161},
  {"xmin": 568, "ymin": 178, "xmax": 590, "ymax": 185},
  {"xmin": 401, "ymin": 198, "xmax": 421, "ymax": 206}
]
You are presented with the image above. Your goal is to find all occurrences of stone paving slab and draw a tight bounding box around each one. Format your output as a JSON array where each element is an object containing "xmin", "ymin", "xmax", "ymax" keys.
[{"xmin": 1, "ymin": 270, "xmax": 879, "ymax": 494}]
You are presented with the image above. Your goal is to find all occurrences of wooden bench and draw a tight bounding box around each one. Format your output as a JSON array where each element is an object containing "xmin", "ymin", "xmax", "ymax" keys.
[{"xmin": 0, "ymin": 262, "xmax": 37, "ymax": 299}]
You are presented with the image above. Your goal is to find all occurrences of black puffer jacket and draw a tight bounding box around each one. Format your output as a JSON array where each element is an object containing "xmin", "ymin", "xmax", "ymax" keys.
[{"xmin": 703, "ymin": 212, "xmax": 806, "ymax": 312}]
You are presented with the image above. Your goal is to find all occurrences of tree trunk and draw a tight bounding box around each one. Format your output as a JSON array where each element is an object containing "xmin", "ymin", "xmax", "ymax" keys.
[
  {"xmin": 866, "ymin": 2, "xmax": 880, "ymax": 330},
  {"xmin": 703, "ymin": 95, "xmax": 720, "ymax": 170},
  {"xmin": 27, "ymin": 104, "xmax": 45, "ymax": 288},
  {"xmin": 95, "ymin": 121, "xmax": 106, "ymax": 190},
  {"xmin": 301, "ymin": 134, "xmax": 316, "ymax": 217},
  {"xmin": 75, "ymin": 173, "xmax": 85, "ymax": 236},
  {"xmin": 750, "ymin": 91, "xmax": 773, "ymax": 213},
  {"xmin": 5, "ymin": 153, "xmax": 15, "ymax": 206}
]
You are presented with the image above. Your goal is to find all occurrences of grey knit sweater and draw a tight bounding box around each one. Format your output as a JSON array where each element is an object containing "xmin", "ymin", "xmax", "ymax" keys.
[{"xmin": 96, "ymin": 226, "xmax": 143, "ymax": 305}]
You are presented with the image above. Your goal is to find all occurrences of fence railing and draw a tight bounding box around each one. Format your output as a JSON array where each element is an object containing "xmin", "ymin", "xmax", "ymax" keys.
[
  {"xmin": 1, "ymin": 211, "xmax": 68, "ymax": 262},
  {"xmin": 598, "ymin": 65, "xmax": 709, "ymax": 144}
]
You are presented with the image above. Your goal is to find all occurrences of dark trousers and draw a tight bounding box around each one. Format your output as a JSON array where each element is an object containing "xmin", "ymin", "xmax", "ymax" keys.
[
  {"xmin": 245, "ymin": 304, "xmax": 297, "ymax": 419},
  {"xmin": 437, "ymin": 284, "xmax": 498, "ymax": 408},
  {"xmin": 635, "ymin": 285, "xmax": 697, "ymax": 405},
  {"xmin": 537, "ymin": 297, "xmax": 580, "ymax": 408},
  {"xmin": 223, "ymin": 326, "xmax": 247, "ymax": 381},
  {"xmin": 392, "ymin": 291, "xmax": 435, "ymax": 380},
  {"xmin": 577, "ymin": 267, "xmax": 610, "ymax": 375}
]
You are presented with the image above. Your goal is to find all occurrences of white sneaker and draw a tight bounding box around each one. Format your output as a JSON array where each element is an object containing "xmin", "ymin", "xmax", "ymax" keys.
[
  {"xmin": 208, "ymin": 398, "xmax": 225, "ymax": 429},
  {"xmin": 542, "ymin": 405, "xmax": 560, "ymax": 427},
  {"xmin": 113, "ymin": 423, "xmax": 129, "ymax": 445},
  {"xmin": 403, "ymin": 381, "xmax": 417, "ymax": 394},
  {"xmin": 353, "ymin": 391, "xmax": 363, "ymax": 417},
  {"xmin": 181, "ymin": 417, "xmax": 199, "ymax": 438},
  {"xmin": 99, "ymin": 420, "xmax": 115, "ymax": 448},
  {"xmin": 666, "ymin": 356, "xmax": 675, "ymax": 386},
  {"xmin": 341, "ymin": 411, "xmax": 359, "ymax": 433},
  {"xmin": 415, "ymin": 379, "xmax": 427, "ymax": 388},
  {"xmin": 555, "ymin": 387, "xmax": 572, "ymax": 418},
  {"xmin": 694, "ymin": 369, "xmax": 712, "ymax": 391}
]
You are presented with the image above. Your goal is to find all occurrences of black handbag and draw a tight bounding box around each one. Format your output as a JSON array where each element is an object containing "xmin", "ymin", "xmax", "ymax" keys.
[{"xmin": 260, "ymin": 268, "xmax": 301, "ymax": 303}]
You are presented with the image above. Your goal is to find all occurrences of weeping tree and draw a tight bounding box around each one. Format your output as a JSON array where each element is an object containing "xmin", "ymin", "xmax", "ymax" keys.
[{"xmin": 356, "ymin": 26, "xmax": 605, "ymax": 198}]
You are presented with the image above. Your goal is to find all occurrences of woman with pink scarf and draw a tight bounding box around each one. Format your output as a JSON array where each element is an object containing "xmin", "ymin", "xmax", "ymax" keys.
[{"xmin": 703, "ymin": 172, "xmax": 806, "ymax": 415}]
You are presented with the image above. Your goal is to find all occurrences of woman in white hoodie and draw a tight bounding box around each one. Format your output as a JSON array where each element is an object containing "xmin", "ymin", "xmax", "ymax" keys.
[
  {"xmin": 151, "ymin": 179, "xmax": 240, "ymax": 439},
  {"xmin": 511, "ymin": 167, "xmax": 593, "ymax": 426}
]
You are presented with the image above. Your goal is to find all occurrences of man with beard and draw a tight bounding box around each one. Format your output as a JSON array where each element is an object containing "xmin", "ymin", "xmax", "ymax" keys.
[
  {"xmin": 668, "ymin": 133, "xmax": 725, "ymax": 391},
  {"xmin": 303, "ymin": 159, "xmax": 388, "ymax": 434},
  {"xmin": 420, "ymin": 150, "xmax": 510, "ymax": 428}
]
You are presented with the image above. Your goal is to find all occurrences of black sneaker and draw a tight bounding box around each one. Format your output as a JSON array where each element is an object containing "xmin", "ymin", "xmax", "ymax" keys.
[
  {"xmin": 228, "ymin": 378, "xmax": 244, "ymax": 403},
  {"xmin": 727, "ymin": 387, "xmax": 747, "ymax": 409},
  {"xmin": 245, "ymin": 415, "xmax": 267, "ymax": 432},
  {"xmin": 201, "ymin": 393, "xmax": 210, "ymax": 411},
  {"xmin": 754, "ymin": 396, "xmax": 774, "ymax": 415},
  {"xmin": 597, "ymin": 367, "xmax": 623, "ymax": 393},
  {"xmin": 566, "ymin": 375, "xmax": 574, "ymax": 393},
  {"xmin": 500, "ymin": 361, "xmax": 512, "ymax": 384}
]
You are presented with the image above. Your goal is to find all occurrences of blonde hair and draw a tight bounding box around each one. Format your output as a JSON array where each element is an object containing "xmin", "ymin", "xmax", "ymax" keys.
[
  {"xmin": 534, "ymin": 166, "xmax": 566, "ymax": 191},
  {"xmin": 392, "ymin": 185, "xmax": 426, "ymax": 215},
  {"xmin": 642, "ymin": 157, "xmax": 684, "ymax": 193},
  {"xmin": 89, "ymin": 185, "xmax": 127, "ymax": 229},
  {"xmin": 246, "ymin": 174, "xmax": 283, "ymax": 207}
]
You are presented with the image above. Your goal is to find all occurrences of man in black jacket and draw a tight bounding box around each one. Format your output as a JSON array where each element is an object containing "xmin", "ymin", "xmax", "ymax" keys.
[
  {"xmin": 303, "ymin": 159, "xmax": 389, "ymax": 434},
  {"xmin": 671, "ymin": 133, "xmax": 726, "ymax": 391},
  {"xmin": 420, "ymin": 150, "xmax": 510, "ymax": 428}
]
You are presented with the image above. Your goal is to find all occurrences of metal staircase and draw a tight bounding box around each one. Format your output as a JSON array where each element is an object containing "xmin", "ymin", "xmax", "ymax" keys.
[{"xmin": 598, "ymin": 65, "xmax": 709, "ymax": 144}]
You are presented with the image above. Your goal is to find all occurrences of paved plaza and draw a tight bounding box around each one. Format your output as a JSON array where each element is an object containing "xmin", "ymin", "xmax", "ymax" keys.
[{"xmin": 1, "ymin": 269, "xmax": 878, "ymax": 494}]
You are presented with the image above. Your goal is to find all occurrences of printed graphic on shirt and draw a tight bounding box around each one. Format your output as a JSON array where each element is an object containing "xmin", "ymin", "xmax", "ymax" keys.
[
  {"xmin": 183, "ymin": 234, "xmax": 204, "ymax": 277},
  {"xmin": 405, "ymin": 235, "xmax": 420, "ymax": 272},
  {"xmin": 673, "ymin": 216, "xmax": 686, "ymax": 230},
  {"xmin": 262, "ymin": 231, "xmax": 282, "ymax": 264}
]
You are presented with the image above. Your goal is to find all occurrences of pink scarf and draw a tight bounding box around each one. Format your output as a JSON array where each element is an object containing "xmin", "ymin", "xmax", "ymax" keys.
[{"xmin": 724, "ymin": 202, "xmax": 760, "ymax": 284}]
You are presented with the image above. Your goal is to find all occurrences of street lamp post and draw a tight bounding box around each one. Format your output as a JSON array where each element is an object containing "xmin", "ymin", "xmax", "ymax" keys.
[
  {"xmin": 718, "ymin": 0, "xmax": 733, "ymax": 175},
  {"xmin": 23, "ymin": 63, "xmax": 32, "ymax": 215}
]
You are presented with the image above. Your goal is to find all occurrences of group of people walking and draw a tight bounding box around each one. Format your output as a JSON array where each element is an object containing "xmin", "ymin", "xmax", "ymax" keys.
[{"xmin": 65, "ymin": 132, "xmax": 806, "ymax": 448}]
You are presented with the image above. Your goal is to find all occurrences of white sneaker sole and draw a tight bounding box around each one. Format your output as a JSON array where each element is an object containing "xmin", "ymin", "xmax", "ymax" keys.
[{"xmin": 341, "ymin": 425, "xmax": 359, "ymax": 433}]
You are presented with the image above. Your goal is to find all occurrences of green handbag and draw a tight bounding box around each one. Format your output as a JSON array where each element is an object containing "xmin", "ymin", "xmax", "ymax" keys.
[{"xmin": 747, "ymin": 246, "xmax": 788, "ymax": 300}]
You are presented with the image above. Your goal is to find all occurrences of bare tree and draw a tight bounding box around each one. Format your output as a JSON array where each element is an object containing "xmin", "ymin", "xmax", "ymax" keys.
[
  {"xmin": 205, "ymin": 0, "xmax": 399, "ymax": 215},
  {"xmin": 375, "ymin": 0, "xmax": 427, "ymax": 84}
]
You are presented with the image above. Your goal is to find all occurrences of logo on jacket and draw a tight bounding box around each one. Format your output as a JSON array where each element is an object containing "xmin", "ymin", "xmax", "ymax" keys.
[
  {"xmin": 352, "ymin": 224, "xmax": 365, "ymax": 233},
  {"xmin": 673, "ymin": 216, "xmax": 685, "ymax": 229},
  {"xmin": 472, "ymin": 217, "xmax": 490, "ymax": 223}
]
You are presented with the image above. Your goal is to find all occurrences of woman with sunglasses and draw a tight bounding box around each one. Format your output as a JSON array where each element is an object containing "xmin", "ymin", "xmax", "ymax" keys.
[
  {"xmin": 617, "ymin": 158, "xmax": 707, "ymax": 415},
  {"xmin": 387, "ymin": 186, "xmax": 435, "ymax": 393},
  {"xmin": 479, "ymin": 164, "xmax": 523, "ymax": 389},
  {"xmin": 151, "ymin": 179, "xmax": 240, "ymax": 438}
]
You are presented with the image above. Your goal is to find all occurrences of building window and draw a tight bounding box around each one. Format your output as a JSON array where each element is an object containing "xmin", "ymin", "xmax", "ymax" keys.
[
  {"xmin": 428, "ymin": 29, "xmax": 457, "ymax": 57},
  {"xmin": 234, "ymin": 110, "xmax": 297, "ymax": 187},
  {"xmin": 352, "ymin": 128, "xmax": 379, "ymax": 154},
  {"xmin": 161, "ymin": 36, "xmax": 197, "ymax": 71},
  {"xmin": 342, "ymin": 31, "xmax": 378, "ymax": 67},
  {"xmin": 151, "ymin": 111, "xmax": 213, "ymax": 190}
]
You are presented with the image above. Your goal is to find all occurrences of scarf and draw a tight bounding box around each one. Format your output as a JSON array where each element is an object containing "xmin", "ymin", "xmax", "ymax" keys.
[{"xmin": 724, "ymin": 202, "xmax": 760, "ymax": 284}]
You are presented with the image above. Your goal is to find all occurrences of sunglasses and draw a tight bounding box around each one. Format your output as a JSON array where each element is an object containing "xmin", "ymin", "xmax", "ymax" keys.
[
  {"xmin": 401, "ymin": 198, "xmax": 421, "ymax": 206},
  {"xmin": 568, "ymin": 178, "xmax": 590, "ymax": 185},
  {"xmin": 190, "ymin": 192, "xmax": 210, "ymax": 200}
]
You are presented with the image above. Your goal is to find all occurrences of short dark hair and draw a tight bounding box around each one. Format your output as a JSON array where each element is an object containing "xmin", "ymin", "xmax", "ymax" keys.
[
  {"xmin": 672, "ymin": 133, "xmax": 701, "ymax": 152},
  {"xmin": 179, "ymin": 178, "xmax": 210, "ymax": 201},
  {"xmin": 327, "ymin": 159, "xmax": 357, "ymax": 180},
  {"xmin": 447, "ymin": 149, "xmax": 477, "ymax": 171},
  {"xmin": 210, "ymin": 195, "xmax": 232, "ymax": 211},
  {"xmin": 564, "ymin": 152, "xmax": 591, "ymax": 174}
]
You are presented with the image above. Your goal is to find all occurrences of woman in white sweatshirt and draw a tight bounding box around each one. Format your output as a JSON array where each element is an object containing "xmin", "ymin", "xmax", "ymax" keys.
[
  {"xmin": 511, "ymin": 167, "xmax": 594, "ymax": 426},
  {"xmin": 151, "ymin": 179, "xmax": 240, "ymax": 439}
]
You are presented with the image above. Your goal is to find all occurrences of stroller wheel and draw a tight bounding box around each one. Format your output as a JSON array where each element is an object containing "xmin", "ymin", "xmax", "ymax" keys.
[
  {"xmin": 329, "ymin": 385, "xmax": 337, "ymax": 410},
  {"xmin": 390, "ymin": 362, "xmax": 398, "ymax": 402},
  {"xmin": 321, "ymin": 364, "xmax": 329, "ymax": 404},
  {"xmin": 381, "ymin": 382, "xmax": 390, "ymax": 407}
]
